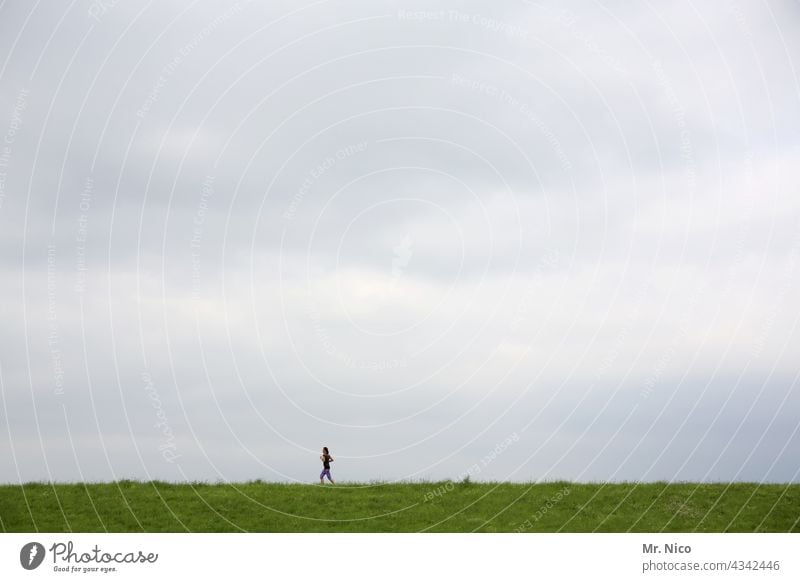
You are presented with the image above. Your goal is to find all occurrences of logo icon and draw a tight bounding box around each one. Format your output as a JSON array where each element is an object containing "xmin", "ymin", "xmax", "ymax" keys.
[{"xmin": 20, "ymin": 542, "xmax": 46, "ymax": 570}]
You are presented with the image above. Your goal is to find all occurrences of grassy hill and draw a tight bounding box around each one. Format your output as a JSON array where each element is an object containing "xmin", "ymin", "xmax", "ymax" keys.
[{"xmin": 1, "ymin": 481, "xmax": 798, "ymax": 533}]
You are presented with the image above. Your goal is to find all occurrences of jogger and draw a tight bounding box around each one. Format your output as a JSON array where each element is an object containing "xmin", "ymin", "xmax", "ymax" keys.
[{"xmin": 319, "ymin": 447, "xmax": 335, "ymax": 484}]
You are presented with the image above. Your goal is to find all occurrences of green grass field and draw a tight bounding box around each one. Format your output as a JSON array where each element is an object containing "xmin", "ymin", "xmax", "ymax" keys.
[{"xmin": 1, "ymin": 481, "xmax": 798, "ymax": 533}]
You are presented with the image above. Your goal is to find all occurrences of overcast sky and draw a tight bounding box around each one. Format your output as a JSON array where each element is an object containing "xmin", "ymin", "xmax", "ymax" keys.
[{"xmin": 0, "ymin": 0, "xmax": 798, "ymax": 485}]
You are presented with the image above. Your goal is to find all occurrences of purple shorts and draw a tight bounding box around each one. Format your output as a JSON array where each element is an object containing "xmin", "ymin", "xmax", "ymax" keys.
[{"xmin": 320, "ymin": 469, "xmax": 332, "ymax": 480}]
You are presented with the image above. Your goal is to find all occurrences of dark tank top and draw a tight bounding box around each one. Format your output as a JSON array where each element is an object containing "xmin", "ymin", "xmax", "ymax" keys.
[{"xmin": 323, "ymin": 454, "xmax": 331, "ymax": 469}]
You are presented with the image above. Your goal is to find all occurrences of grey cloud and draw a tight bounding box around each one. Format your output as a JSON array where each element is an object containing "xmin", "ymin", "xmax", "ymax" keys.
[{"xmin": 1, "ymin": 0, "xmax": 799, "ymax": 484}]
